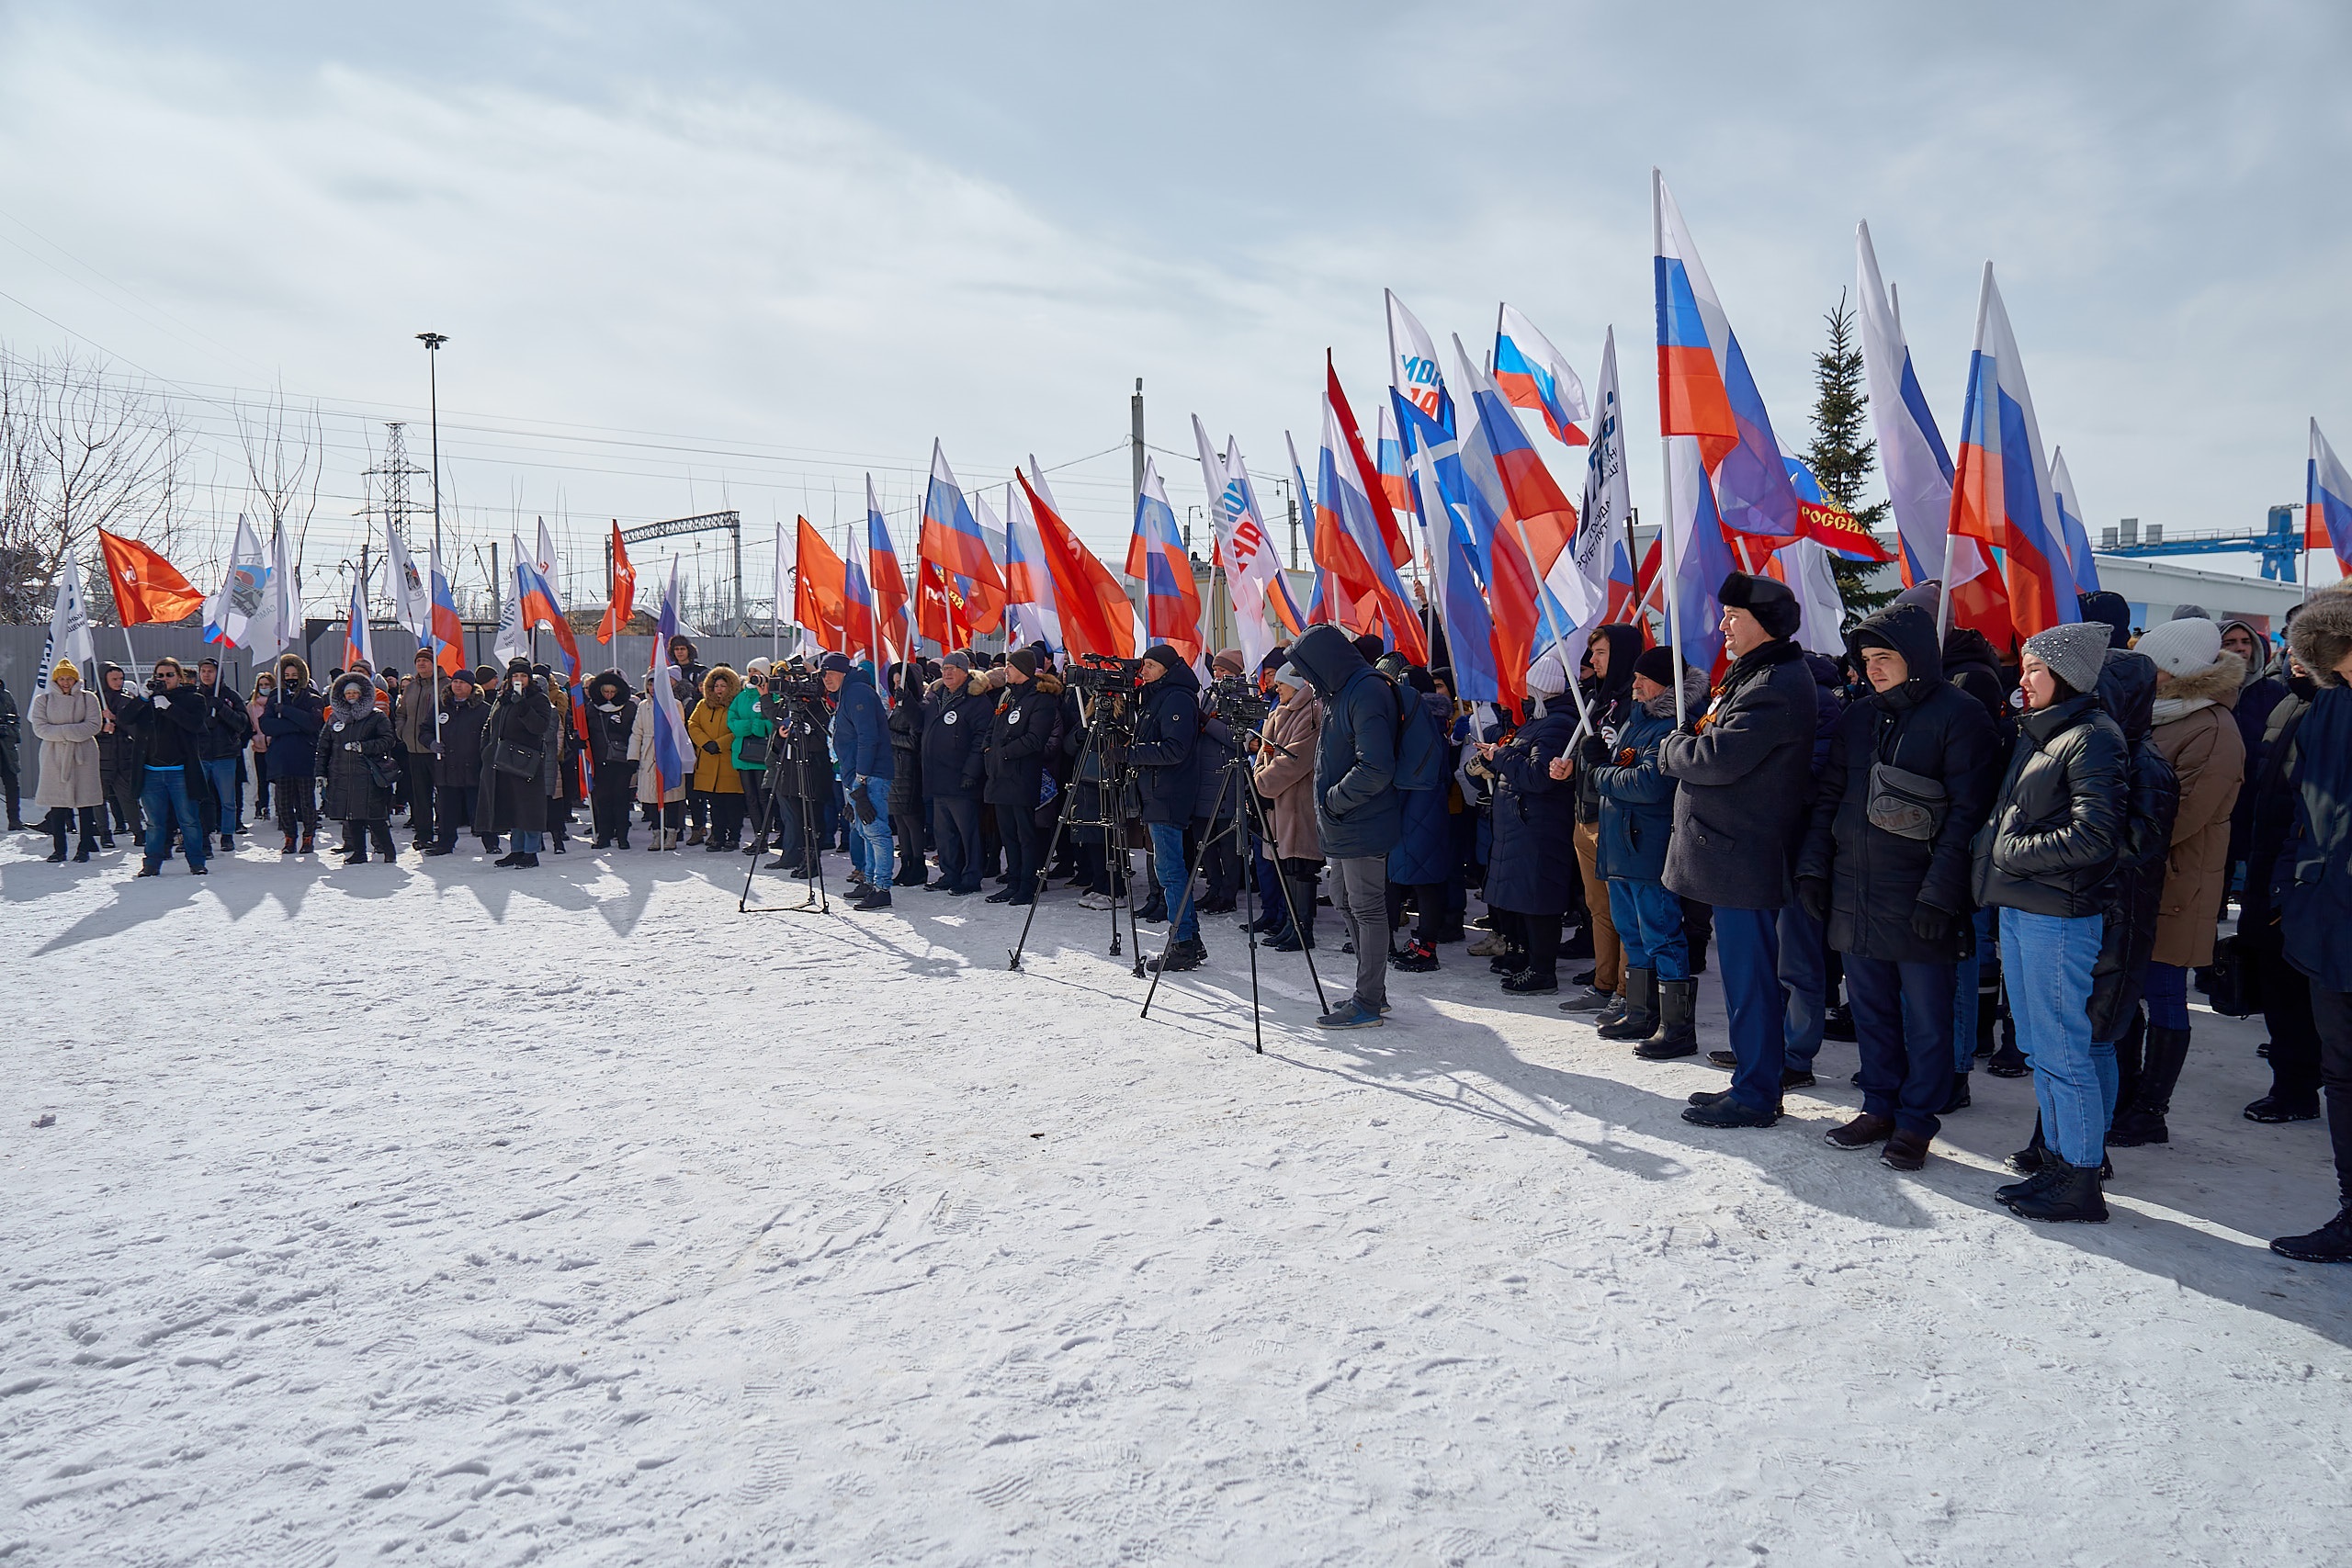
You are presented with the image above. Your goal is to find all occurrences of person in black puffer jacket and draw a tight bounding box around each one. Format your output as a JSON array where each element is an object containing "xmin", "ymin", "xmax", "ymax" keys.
[
  {"xmin": 1126, "ymin": 644, "xmax": 1204, "ymax": 964},
  {"xmin": 921, "ymin": 653, "xmax": 993, "ymax": 894},
  {"xmin": 981, "ymin": 650, "xmax": 1066, "ymax": 908},
  {"xmin": 1973, "ymin": 621, "xmax": 2127, "ymax": 1224},
  {"xmin": 1795, "ymin": 603, "xmax": 2000, "ymax": 1168},
  {"xmin": 582, "ymin": 671, "xmax": 639, "ymax": 849},
  {"xmin": 887, "ymin": 660, "xmax": 928, "ymax": 886},
  {"xmin": 1666, "ymin": 573, "xmax": 1820, "ymax": 1128},
  {"xmin": 314, "ymin": 672, "xmax": 399, "ymax": 863}
]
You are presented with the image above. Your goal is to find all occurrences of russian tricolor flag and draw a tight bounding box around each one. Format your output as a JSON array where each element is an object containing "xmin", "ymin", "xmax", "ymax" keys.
[
  {"xmin": 1127, "ymin": 457, "xmax": 1204, "ymax": 666},
  {"xmin": 921, "ymin": 442, "xmax": 1005, "ymax": 635},
  {"xmin": 1949, "ymin": 263, "xmax": 2077, "ymax": 642},
  {"xmin": 1317, "ymin": 360, "xmax": 1429, "ymax": 664},
  {"xmin": 1494, "ymin": 304, "xmax": 1589, "ymax": 446},
  {"xmin": 513, "ymin": 555, "xmax": 582, "ymax": 680},
  {"xmin": 1654, "ymin": 172, "xmax": 1802, "ymax": 545},
  {"xmin": 1857, "ymin": 222, "xmax": 1958, "ymax": 587},
  {"xmin": 428, "ymin": 543, "xmax": 465, "ymax": 676},
  {"xmin": 865, "ymin": 477, "xmax": 910, "ymax": 665},
  {"xmin": 649, "ymin": 558, "xmax": 691, "ymax": 798},
  {"xmin": 2310, "ymin": 420, "xmax": 2352, "ymax": 578}
]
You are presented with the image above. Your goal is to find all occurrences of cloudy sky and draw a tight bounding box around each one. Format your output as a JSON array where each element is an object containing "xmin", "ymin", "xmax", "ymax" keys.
[{"xmin": 2, "ymin": 0, "xmax": 2346, "ymax": 614}]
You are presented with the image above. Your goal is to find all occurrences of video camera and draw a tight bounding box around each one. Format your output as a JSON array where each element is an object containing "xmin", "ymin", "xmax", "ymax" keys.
[
  {"xmin": 1202, "ymin": 671, "xmax": 1268, "ymax": 729},
  {"xmin": 1066, "ymin": 652, "xmax": 1147, "ymax": 694}
]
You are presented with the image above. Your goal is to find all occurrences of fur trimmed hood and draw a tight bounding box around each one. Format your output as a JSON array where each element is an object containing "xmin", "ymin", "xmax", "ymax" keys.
[
  {"xmin": 1642, "ymin": 667, "xmax": 1713, "ymax": 719},
  {"xmin": 2290, "ymin": 586, "xmax": 2352, "ymax": 689},
  {"xmin": 2159, "ymin": 650, "xmax": 2246, "ymax": 709}
]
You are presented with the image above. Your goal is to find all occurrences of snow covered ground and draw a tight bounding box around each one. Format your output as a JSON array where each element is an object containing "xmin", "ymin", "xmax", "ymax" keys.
[{"xmin": 4, "ymin": 833, "xmax": 2348, "ymax": 1566}]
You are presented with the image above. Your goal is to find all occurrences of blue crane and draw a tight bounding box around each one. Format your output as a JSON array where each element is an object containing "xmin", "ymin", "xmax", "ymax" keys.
[{"xmin": 2098, "ymin": 505, "xmax": 2307, "ymax": 581}]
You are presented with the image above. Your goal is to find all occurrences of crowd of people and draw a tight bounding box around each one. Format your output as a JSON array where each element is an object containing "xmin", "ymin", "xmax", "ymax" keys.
[{"xmin": 10, "ymin": 577, "xmax": 2351, "ymax": 1262}]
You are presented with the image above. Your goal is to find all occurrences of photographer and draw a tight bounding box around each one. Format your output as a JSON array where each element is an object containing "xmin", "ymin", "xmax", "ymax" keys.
[
  {"xmin": 125, "ymin": 657, "xmax": 212, "ymax": 876},
  {"xmin": 820, "ymin": 653, "xmax": 895, "ymax": 909},
  {"xmin": 922, "ymin": 652, "xmax": 990, "ymax": 894},
  {"xmin": 981, "ymin": 648, "xmax": 1064, "ymax": 907},
  {"xmin": 1287, "ymin": 625, "xmax": 1400, "ymax": 1028},
  {"xmin": 1127, "ymin": 645, "xmax": 1205, "ymax": 969},
  {"xmin": 887, "ymin": 660, "xmax": 928, "ymax": 887},
  {"xmin": 1192, "ymin": 652, "xmax": 1248, "ymax": 915}
]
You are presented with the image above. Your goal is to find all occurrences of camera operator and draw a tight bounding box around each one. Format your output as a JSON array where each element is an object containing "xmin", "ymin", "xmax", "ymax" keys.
[
  {"xmin": 1126, "ymin": 644, "xmax": 1205, "ymax": 969},
  {"xmin": 922, "ymin": 652, "xmax": 991, "ymax": 894},
  {"xmin": 1287, "ymin": 625, "xmax": 1400, "ymax": 1027},
  {"xmin": 819, "ymin": 653, "xmax": 895, "ymax": 909},
  {"xmin": 1191, "ymin": 651, "xmax": 1249, "ymax": 914},
  {"xmin": 981, "ymin": 648, "xmax": 1063, "ymax": 906}
]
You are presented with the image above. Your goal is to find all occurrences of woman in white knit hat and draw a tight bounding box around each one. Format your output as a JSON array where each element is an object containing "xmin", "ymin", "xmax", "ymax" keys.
[{"xmin": 2109, "ymin": 617, "xmax": 2246, "ymax": 1147}]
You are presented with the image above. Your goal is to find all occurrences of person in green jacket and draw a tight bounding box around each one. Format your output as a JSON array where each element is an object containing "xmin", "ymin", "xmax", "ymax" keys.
[{"xmin": 729, "ymin": 659, "xmax": 775, "ymax": 853}]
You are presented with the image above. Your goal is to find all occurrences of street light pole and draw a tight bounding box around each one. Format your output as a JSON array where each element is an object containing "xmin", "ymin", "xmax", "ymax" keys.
[{"xmin": 415, "ymin": 333, "xmax": 448, "ymax": 560}]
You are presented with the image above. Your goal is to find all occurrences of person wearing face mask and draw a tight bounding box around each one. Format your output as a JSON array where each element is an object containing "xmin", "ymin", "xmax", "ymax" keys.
[
  {"xmin": 314, "ymin": 672, "xmax": 400, "ymax": 864},
  {"xmin": 259, "ymin": 656, "xmax": 326, "ymax": 854},
  {"xmin": 481, "ymin": 657, "xmax": 554, "ymax": 868},
  {"xmin": 1792, "ymin": 603, "xmax": 2000, "ymax": 1172},
  {"xmin": 246, "ymin": 671, "xmax": 277, "ymax": 824},
  {"xmin": 1973, "ymin": 622, "xmax": 2128, "ymax": 1223},
  {"xmin": 124, "ymin": 657, "xmax": 212, "ymax": 876},
  {"xmin": 1663, "ymin": 574, "xmax": 1821, "ymax": 1129},
  {"xmin": 95, "ymin": 661, "xmax": 147, "ymax": 845}
]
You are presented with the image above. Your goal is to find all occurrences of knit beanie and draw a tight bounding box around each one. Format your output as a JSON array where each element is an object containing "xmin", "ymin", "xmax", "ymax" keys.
[
  {"xmin": 2021, "ymin": 621, "xmax": 2111, "ymax": 697},
  {"xmin": 1271, "ymin": 662, "xmax": 1307, "ymax": 694},
  {"xmin": 2132, "ymin": 615, "xmax": 2222, "ymax": 677},
  {"xmin": 1006, "ymin": 648, "xmax": 1038, "ymax": 678},
  {"xmin": 1633, "ymin": 645, "xmax": 1682, "ymax": 687},
  {"xmin": 1141, "ymin": 643, "xmax": 1185, "ymax": 671},
  {"xmin": 940, "ymin": 650, "xmax": 973, "ymax": 671}
]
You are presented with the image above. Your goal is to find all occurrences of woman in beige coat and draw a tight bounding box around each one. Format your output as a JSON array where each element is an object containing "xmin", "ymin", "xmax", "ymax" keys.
[
  {"xmin": 29, "ymin": 660, "xmax": 106, "ymax": 862},
  {"xmin": 1250, "ymin": 663, "xmax": 1323, "ymax": 951},
  {"xmin": 2113, "ymin": 616, "xmax": 2248, "ymax": 1145},
  {"xmin": 628, "ymin": 694, "xmax": 689, "ymax": 847}
]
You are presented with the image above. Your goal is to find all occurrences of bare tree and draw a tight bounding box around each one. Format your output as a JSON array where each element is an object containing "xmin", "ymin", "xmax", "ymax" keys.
[
  {"xmin": 234, "ymin": 378, "xmax": 322, "ymax": 561},
  {"xmin": 0, "ymin": 346, "xmax": 189, "ymax": 621}
]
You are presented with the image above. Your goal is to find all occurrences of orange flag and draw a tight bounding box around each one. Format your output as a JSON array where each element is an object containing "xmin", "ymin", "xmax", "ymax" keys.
[
  {"xmin": 792, "ymin": 516, "xmax": 848, "ymax": 651},
  {"xmin": 596, "ymin": 522, "xmax": 637, "ymax": 644},
  {"xmin": 1017, "ymin": 468, "xmax": 1134, "ymax": 660},
  {"xmin": 96, "ymin": 529, "xmax": 205, "ymax": 626}
]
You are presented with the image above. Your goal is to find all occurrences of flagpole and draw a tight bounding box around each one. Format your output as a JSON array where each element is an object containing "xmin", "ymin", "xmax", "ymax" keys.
[{"xmin": 1654, "ymin": 168, "xmax": 1688, "ymax": 731}]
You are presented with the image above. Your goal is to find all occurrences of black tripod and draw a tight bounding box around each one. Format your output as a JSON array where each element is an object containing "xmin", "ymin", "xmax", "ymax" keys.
[
  {"xmin": 740, "ymin": 696, "xmax": 831, "ymax": 915},
  {"xmin": 1138, "ymin": 716, "xmax": 1327, "ymax": 1053},
  {"xmin": 1010, "ymin": 693, "xmax": 1142, "ymax": 974}
]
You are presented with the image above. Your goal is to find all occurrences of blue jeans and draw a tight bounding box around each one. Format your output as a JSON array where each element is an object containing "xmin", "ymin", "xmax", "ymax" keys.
[
  {"xmin": 1715, "ymin": 907, "xmax": 1785, "ymax": 1112},
  {"xmin": 1779, "ymin": 902, "xmax": 1827, "ymax": 1075},
  {"xmin": 141, "ymin": 767, "xmax": 208, "ymax": 870},
  {"xmin": 2091, "ymin": 1039, "xmax": 2120, "ymax": 1128},
  {"xmin": 1148, "ymin": 820, "xmax": 1198, "ymax": 942},
  {"xmin": 200, "ymin": 757, "xmax": 238, "ymax": 836},
  {"xmin": 2143, "ymin": 961, "xmax": 2191, "ymax": 1031},
  {"xmin": 1847, "ymin": 954, "xmax": 1957, "ymax": 1139},
  {"xmin": 1607, "ymin": 878, "xmax": 1689, "ymax": 980},
  {"xmin": 514, "ymin": 830, "xmax": 544, "ymax": 852},
  {"xmin": 1952, "ymin": 907, "xmax": 1995, "ymax": 1071},
  {"xmin": 2001, "ymin": 908, "xmax": 2106, "ymax": 1167},
  {"xmin": 850, "ymin": 776, "xmax": 892, "ymax": 880}
]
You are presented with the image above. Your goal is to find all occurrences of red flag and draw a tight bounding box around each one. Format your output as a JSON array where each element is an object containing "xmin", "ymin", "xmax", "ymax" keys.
[
  {"xmin": 792, "ymin": 516, "xmax": 848, "ymax": 651},
  {"xmin": 96, "ymin": 529, "xmax": 204, "ymax": 626},
  {"xmin": 1019, "ymin": 468, "xmax": 1135, "ymax": 661},
  {"xmin": 596, "ymin": 523, "xmax": 637, "ymax": 644}
]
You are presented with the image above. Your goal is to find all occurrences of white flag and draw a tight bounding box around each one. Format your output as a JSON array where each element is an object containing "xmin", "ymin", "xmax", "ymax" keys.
[
  {"xmin": 265, "ymin": 523, "xmax": 301, "ymax": 660},
  {"xmin": 1573, "ymin": 327, "xmax": 1633, "ymax": 611},
  {"xmin": 492, "ymin": 535, "xmax": 529, "ymax": 662},
  {"xmin": 535, "ymin": 518, "xmax": 560, "ymax": 580},
  {"xmin": 201, "ymin": 513, "xmax": 271, "ymax": 649},
  {"xmin": 37, "ymin": 555, "xmax": 96, "ymax": 692},
  {"xmin": 1192, "ymin": 416, "xmax": 1287, "ymax": 676},
  {"xmin": 385, "ymin": 524, "xmax": 431, "ymax": 637}
]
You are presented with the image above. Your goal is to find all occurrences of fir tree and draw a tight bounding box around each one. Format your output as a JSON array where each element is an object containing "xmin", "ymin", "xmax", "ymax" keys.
[{"xmin": 1806, "ymin": 293, "xmax": 1895, "ymax": 622}]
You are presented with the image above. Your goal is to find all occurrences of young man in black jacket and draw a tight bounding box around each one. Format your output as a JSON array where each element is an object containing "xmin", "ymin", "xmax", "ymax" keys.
[
  {"xmin": 127, "ymin": 658, "xmax": 212, "ymax": 875},
  {"xmin": 425, "ymin": 672, "xmax": 495, "ymax": 856},
  {"xmin": 1667, "ymin": 575, "xmax": 1820, "ymax": 1128}
]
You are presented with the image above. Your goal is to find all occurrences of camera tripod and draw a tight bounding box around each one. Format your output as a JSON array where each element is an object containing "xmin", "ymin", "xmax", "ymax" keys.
[
  {"xmin": 1137, "ymin": 716, "xmax": 1327, "ymax": 1054},
  {"xmin": 740, "ymin": 699, "xmax": 832, "ymax": 915},
  {"xmin": 1009, "ymin": 694, "xmax": 1142, "ymax": 974}
]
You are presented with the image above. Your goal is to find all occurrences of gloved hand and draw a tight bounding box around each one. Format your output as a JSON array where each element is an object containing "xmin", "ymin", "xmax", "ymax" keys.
[
  {"xmin": 702, "ymin": 740, "xmax": 720, "ymax": 754},
  {"xmin": 1796, "ymin": 876, "xmax": 1829, "ymax": 924},
  {"xmin": 151, "ymin": 694, "xmax": 170, "ymax": 710},
  {"xmin": 1911, "ymin": 906, "xmax": 1952, "ymax": 942},
  {"xmin": 1578, "ymin": 733, "xmax": 1611, "ymax": 769},
  {"xmin": 343, "ymin": 741, "xmax": 361, "ymax": 752}
]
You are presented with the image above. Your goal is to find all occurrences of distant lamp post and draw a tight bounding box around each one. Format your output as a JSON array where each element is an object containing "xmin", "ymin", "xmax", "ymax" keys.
[{"xmin": 415, "ymin": 333, "xmax": 448, "ymax": 558}]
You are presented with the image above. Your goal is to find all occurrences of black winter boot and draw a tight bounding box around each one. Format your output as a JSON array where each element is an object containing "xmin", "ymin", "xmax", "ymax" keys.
[
  {"xmin": 1598, "ymin": 968, "xmax": 1658, "ymax": 1042},
  {"xmin": 2007, "ymin": 1156, "xmax": 2109, "ymax": 1223},
  {"xmin": 2270, "ymin": 1208, "xmax": 2352, "ymax": 1264},
  {"xmin": 1637, "ymin": 977, "xmax": 1701, "ymax": 1059},
  {"xmin": 2110, "ymin": 1024, "xmax": 2191, "ymax": 1146}
]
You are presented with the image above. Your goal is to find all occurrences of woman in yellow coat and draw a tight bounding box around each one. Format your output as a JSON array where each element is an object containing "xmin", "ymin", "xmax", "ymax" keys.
[{"xmin": 686, "ymin": 667, "xmax": 746, "ymax": 850}]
